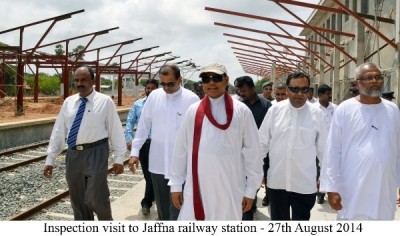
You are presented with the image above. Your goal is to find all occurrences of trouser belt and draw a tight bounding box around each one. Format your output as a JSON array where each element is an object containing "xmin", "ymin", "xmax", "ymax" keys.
[{"xmin": 70, "ymin": 138, "xmax": 108, "ymax": 150}]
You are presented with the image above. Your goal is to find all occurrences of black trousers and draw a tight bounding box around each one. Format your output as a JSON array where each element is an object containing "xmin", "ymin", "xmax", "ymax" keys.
[
  {"xmin": 242, "ymin": 189, "xmax": 259, "ymax": 220},
  {"xmin": 268, "ymin": 188, "xmax": 316, "ymax": 221},
  {"xmin": 139, "ymin": 139, "xmax": 154, "ymax": 208},
  {"xmin": 65, "ymin": 141, "xmax": 112, "ymax": 220},
  {"xmin": 263, "ymin": 154, "xmax": 270, "ymax": 195},
  {"xmin": 150, "ymin": 173, "xmax": 180, "ymax": 220},
  {"xmin": 316, "ymin": 158, "xmax": 325, "ymax": 199}
]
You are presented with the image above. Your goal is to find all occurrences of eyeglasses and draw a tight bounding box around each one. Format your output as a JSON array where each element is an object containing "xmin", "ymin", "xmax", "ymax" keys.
[
  {"xmin": 159, "ymin": 81, "xmax": 176, "ymax": 88},
  {"xmin": 356, "ymin": 75, "xmax": 384, "ymax": 81},
  {"xmin": 201, "ymin": 74, "xmax": 224, "ymax": 84},
  {"xmin": 287, "ymin": 86, "xmax": 309, "ymax": 94}
]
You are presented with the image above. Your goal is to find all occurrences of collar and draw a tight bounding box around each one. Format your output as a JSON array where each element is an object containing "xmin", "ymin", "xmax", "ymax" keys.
[
  {"xmin": 289, "ymin": 100, "xmax": 307, "ymax": 110},
  {"xmin": 77, "ymin": 89, "xmax": 96, "ymax": 103},
  {"xmin": 165, "ymin": 86, "xmax": 182, "ymax": 98}
]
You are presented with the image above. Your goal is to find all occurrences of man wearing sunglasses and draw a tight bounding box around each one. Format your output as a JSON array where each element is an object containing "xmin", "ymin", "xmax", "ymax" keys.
[
  {"xmin": 320, "ymin": 62, "xmax": 400, "ymax": 220},
  {"xmin": 128, "ymin": 64, "xmax": 199, "ymax": 220},
  {"xmin": 169, "ymin": 63, "xmax": 262, "ymax": 220},
  {"xmin": 259, "ymin": 72, "xmax": 328, "ymax": 221}
]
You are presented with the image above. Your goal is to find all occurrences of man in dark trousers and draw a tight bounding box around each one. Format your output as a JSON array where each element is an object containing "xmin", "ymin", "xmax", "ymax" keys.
[
  {"xmin": 236, "ymin": 75, "xmax": 272, "ymax": 220},
  {"xmin": 126, "ymin": 79, "xmax": 159, "ymax": 215},
  {"xmin": 43, "ymin": 65, "xmax": 127, "ymax": 220}
]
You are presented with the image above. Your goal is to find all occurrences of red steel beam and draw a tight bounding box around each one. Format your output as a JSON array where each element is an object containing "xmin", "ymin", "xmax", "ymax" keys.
[
  {"xmin": 234, "ymin": 52, "xmax": 297, "ymax": 68},
  {"xmin": 206, "ymin": 7, "xmax": 354, "ymax": 38},
  {"xmin": 229, "ymin": 40, "xmax": 310, "ymax": 59},
  {"xmin": 224, "ymin": 33, "xmax": 319, "ymax": 54},
  {"xmin": 234, "ymin": 52, "xmax": 286, "ymax": 64},
  {"xmin": 271, "ymin": 0, "xmax": 395, "ymax": 24},
  {"xmin": 232, "ymin": 47, "xmax": 302, "ymax": 63},
  {"xmin": 215, "ymin": 22, "xmax": 333, "ymax": 47},
  {"xmin": 238, "ymin": 59, "xmax": 272, "ymax": 68},
  {"xmin": 332, "ymin": 0, "xmax": 397, "ymax": 49},
  {"xmin": 98, "ymin": 46, "xmax": 159, "ymax": 62},
  {"xmin": 23, "ymin": 27, "xmax": 119, "ymax": 52},
  {"xmin": 272, "ymin": 0, "xmax": 356, "ymax": 62}
]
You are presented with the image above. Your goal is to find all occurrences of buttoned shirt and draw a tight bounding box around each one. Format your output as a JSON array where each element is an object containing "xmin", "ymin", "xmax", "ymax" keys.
[
  {"xmin": 46, "ymin": 90, "xmax": 126, "ymax": 166},
  {"xmin": 130, "ymin": 86, "xmax": 199, "ymax": 179},
  {"xmin": 313, "ymin": 102, "xmax": 337, "ymax": 130},
  {"xmin": 258, "ymin": 99, "xmax": 328, "ymax": 194},
  {"xmin": 125, "ymin": 96, "xmax": 151, "ymax": 143}
]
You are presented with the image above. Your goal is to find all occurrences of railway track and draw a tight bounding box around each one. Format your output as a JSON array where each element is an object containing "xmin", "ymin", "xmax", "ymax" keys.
[{"xmin": 0, "ymin": 123, "xmax": 139, "ymax": 221}]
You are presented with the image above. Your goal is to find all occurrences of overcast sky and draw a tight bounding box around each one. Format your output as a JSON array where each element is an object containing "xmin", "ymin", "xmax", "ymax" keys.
[{"xmin": 0, "ymin": 0, "xmax": 319, "ymax": 84}]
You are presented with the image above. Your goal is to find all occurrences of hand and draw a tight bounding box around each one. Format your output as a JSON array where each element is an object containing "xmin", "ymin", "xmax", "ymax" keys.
[
  {"xmin": 397, "ymin": 189, "xmax": 400, "ymax": 207},
  {"xmin": 113, "ymin": 163, "xmax": 124, "ymax": 176},
  {"xmin": 316, "ymin": 180, "xmax": 320, "ymax": 193},
  {"xmin": 43, "ymin": 165, "xmax": 53, "ymax": 179},
  {"xmin": 327, "ymin": 192, "xmax": 343, "ymax": 211},
  {"xmin": 128, "ymin": 156, "xmax": 139, "ymax": 174},
  {"xmin": 171, "ymin": 192, "xmax": 183, "ymax": 209},
  {"xmin": 242, "ymin": 197, "xmax": 254, "ymax": 213},
  {"xmin": 126, "ymin": 142, "xmax": 132, "ymax": 151}
]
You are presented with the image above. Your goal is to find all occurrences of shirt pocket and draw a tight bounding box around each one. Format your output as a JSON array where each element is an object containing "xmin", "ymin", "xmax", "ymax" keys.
[{"xmin": 298, "ymin": 127, "xmax": 315, "ymax": 147}]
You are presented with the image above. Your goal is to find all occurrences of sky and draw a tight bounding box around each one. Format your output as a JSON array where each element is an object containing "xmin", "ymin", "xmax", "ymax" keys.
[{"xmin": 0, "ymin": 0, "xmax": 319, "ymax": 84}]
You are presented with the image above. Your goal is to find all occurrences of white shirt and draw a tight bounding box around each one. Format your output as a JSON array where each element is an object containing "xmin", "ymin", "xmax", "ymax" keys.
[
  {"xmin": 46, "ymin": 90, "xmax": 126, "ymax": 165},
  {"xmin": 169, "ymin": 95, "xmax": 262, "ymax": 220},
  {"xmin": 308, "ymin": 97, "xmax": 318, "ymax": 103},
  {"xmin": 231, "ymin": 94, "xmax": 242, "ymax": 101},
  {"xmin": 271, "ymin": 100, "xmax": 277, "ymax": 105},
  {"xmin": 259, "ymin": 99, "xmax": 328, "ymax": 194},
  {"xmin": 320, "ymin": 98, "xmax": 400, "ymax": 220},
  {"xmin": 130, "ymin": 86, "xmax": 199, "ymax": 178},
  {"xmin": 313, "ymin": 102, "xmax": 337, "ymax": 130}
]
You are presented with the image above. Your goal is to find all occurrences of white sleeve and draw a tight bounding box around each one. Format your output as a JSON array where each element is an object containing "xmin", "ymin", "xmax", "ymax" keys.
[
  {"xmin": 259, "ymin": 108, "xmax": 272, "ymax": 160},
  {"xmin": 242, "ymin": 109, "xmax": 263, "ymax": 198},
  {"xmin": 320, "ymin": 109, "xmax": 342, "ymax": 193},
  {"xmin": 106, "ymin": 98, "xmax": 127, "ymax": 165},
  {"xmin": 45, "ymin": 103, "xmax": 68, "ymax": 166},
  {"xmin": 168, "ymin": 107, "xmax": 193, "ymax": 192},
  {"xmin": 130, "ymin": 96, "xmax": 152, "ymax": 157}
]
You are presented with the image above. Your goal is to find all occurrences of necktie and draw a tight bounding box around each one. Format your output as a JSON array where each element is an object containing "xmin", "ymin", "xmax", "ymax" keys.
[{"xmin": 67, "ymin": 97, "xmax": 87, "ymax": 148}]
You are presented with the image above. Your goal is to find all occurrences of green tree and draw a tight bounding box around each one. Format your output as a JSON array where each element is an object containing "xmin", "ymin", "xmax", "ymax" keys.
[
  {"xmin": 54, "ymin": 44, "xmax": 65, "ymax": 55},
  {"xmin": 1, "ymin": 64, "xmax": 16, "ymax": 96},
  {"xmin": 25, "ymin": 73, "xmax": 60, "ymax": 95},
  {"xmin": 139, "ymin": 79, "xmax": 147, "ymax": 87},
  {"xmin": 69, "ymin": 45, "xmax": 85, "ymax": 61},
  {"xmin": 101, "ymin": 77, "xmax": 112, "ymax": 86}
]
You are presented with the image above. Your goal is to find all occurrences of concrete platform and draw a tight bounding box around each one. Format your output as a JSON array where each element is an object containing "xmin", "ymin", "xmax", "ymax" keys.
[{"xmin": 111, "ymin": 179, "xmax": 400, "ymax": 221}]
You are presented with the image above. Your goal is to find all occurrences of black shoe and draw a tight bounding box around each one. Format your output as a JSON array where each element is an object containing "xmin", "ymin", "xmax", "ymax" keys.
[
  {"xmin": 317, "ymin": 195, "xmax": 325, "ymax": 204},
  {"xmin": 142, "ymin": 207, "xmax": 150, "ymax": 215},
  {"xmin": 262, "ymin": 195, "xmax": 270, "ymax": 206}
]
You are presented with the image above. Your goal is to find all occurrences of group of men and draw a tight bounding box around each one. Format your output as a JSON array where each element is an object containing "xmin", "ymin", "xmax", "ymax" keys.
[{"xmin": 43, "ymin": 61, "xmax": 399, "ymax": 221}]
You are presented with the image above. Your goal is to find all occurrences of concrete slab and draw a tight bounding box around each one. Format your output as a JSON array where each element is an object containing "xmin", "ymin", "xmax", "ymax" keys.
[{"xmin": 112, "ymin": 179, "xmax": 400, "ymax": 221}]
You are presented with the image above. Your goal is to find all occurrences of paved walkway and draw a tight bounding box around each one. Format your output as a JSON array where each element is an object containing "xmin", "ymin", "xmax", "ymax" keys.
[{"xmin": 112, "ymin": 179, "xmax": 400, "ymax": 221}]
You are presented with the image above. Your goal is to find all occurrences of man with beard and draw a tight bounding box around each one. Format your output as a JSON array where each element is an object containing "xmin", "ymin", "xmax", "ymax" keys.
[
  {"xmin": 44, "ymin": 66, "xmax": 126, "ymax": 220},
  {"xmin": 320, "ymin": 62, "xmax": 400, "ymax": 220},
  {"xmin": 125, "ymin": 79, "xmax": 158, "ymax": 215}
]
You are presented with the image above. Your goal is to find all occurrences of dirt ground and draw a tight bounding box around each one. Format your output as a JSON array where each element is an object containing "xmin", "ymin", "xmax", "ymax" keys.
[{"xmin": 0, "ymin": 94, "xmax": 138, "ymax": 124}]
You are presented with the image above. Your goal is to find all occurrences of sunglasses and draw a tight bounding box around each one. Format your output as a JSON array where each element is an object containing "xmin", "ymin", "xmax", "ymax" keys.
[
  {"xmin": 288, "ymin": 86, "xmax": 309, "ymax": 94},
  {"xmin": 159, "ymin": 81, "xmax": 176, "ymax": 88},
  {"xmin": 201, "ymin": 74, "xmax": 224, "ymax": 84}
]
